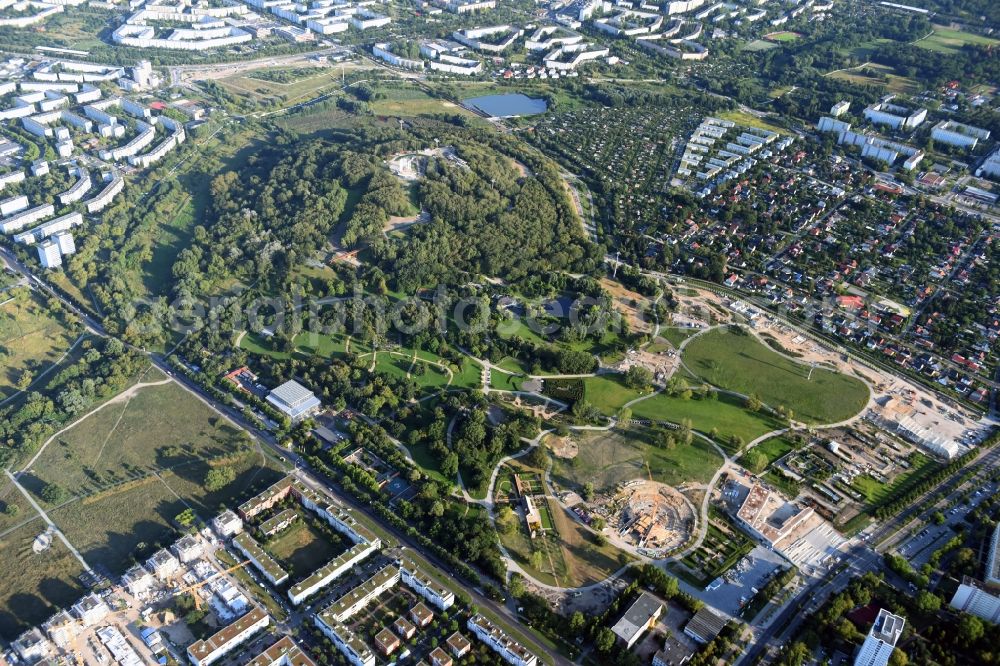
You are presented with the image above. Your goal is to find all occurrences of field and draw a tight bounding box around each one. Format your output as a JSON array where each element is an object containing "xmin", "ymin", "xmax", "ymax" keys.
[
  {"xmin": 681, "ymin": 327, "xmax": 869, "ymax": 424},
  {"xmin": 368, "ymin": 84, "xmax": 477, "ymax": 119},
  {"xmin": 827, "ymin": 63, "xmax": 919, "ymax": 95},
  {"xmin": 0, "ymin": 521, "xmax": 85, "ymax": 639},
  {"xmin": 17, "ymin": 373, "xmax": 285, "ymax": 576},
  {"xmin": 742, "ymin": 39, "xmax": 780, "ymax": 52},
  {"xmin": 630, "ymin": 391, "xmax": 784, "ymax": 451},
  {"xmin": 0, "ymin": 290, "xmax": 79, "ymax": 399},
  {"xmin": 915, "ymin": 25, "xmax": 999, "ymax": 54},
  {"xmin": 715, "ymin": 109, "xmax": 786, "ymax": 135},
  {"xmin": 550, "ymin": 425, "xmax": 723, "ymax": 493},
  {"xmin": 849, "ymin": 452, "xmax": 934, "ymax": 504}
]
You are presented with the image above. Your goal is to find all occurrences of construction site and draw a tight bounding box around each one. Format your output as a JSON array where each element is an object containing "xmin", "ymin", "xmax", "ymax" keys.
[{"xmin": 606, "ymin": 479, "xmax": 695, "ymax": 558}]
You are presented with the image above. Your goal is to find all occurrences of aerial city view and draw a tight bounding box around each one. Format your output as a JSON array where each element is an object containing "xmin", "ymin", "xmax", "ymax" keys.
[{"xmin": 0, "ymin": 0, "xmax": 998, "ymax": 664}]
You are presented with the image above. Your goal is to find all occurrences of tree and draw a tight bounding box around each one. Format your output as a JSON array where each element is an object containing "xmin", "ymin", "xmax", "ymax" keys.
[
  {"xmin": 595, "ymin": 628, "xmax": 616, "ymax": 653},
  {"xmin": 204, "ymin": 466, "xmax": 236, "ymax": 492},
  {"xmin": 958, "ymin": 614, "xmax": 985, "ymax": 645},
  {"xmin": 745, "ymin": 393, "xmax": 763, "ymax": 412},
  {"xmin": 530, "ymin": 550, "xmax": 545, "ymax": 570},
  {"xmin": 582, "ymin": 482, "xmax": 595, "ymax": 501},
  {"xmin": 40, "ymin": 483, "xmax": 68, "ymax": 504},
  {"xmin": 441, "ymin": 452, "xmax": 459, "ymax": 479},
  {"xmin": 496, "ymin": 506, "xmax": 517, "ymax": 534},
  {"xmin": 591, "ymin": 516, "xmax": 606, "ymax": 531},
  {"xmin": 888, "ymin": 649, "xmax": 908, "ymax": 666},
  {"xmin": 508, "ymin": 573, "xmax": 525, "ymax": 598},
  {"xmin": 569, "ymin": 611, "xmax": 586, "ymax": 635},
  {"xmin": 914, "ymin": 590, "xmax": 940, "ymax": 613},
  {"xmin": 624, "ymin": 365, "xmax": 653, "ymax": 390},
  {"xmin": 744, "ymin": 450, "xmax": 769, "ymax": 474}
]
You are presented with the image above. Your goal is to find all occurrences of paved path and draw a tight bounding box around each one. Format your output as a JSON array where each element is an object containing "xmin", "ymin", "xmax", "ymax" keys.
[{"xmin": 4, "ymin": 469, "xmax": 92, "ymax": 573}]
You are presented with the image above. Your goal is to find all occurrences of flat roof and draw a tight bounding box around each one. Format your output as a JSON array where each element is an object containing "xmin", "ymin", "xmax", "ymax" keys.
[
  {"xmin": 187, "ymin": 606, "xmax": 268, "ymax": 660},
  {"xmin": 468, "ymin": 614, "xmax": 537, "ymax": 663},
  {"xmin": 259, "ymin": 508, "xmax": 298, "ymax": 534},
  {"xmin": 611, "ymin": 591, "xmax": 662, "ymax": 643},
  {"xmin": 319, "ymin": 565, "xmax": 400, "ymax": 624},
  {"xmin": 234, "ymin": 533, "xmax": 289, "ymax": 582},
  {"xmin": 269, "ymin": 380, "xmax": 319, "ymax": 408},
  {"xmin": 291, "ymin": 540, "xmax": 378, "ymax": 597}
]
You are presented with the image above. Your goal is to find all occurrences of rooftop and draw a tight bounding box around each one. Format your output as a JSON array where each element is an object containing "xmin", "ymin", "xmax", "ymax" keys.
[
  {"xmin": 611, "ymin": 591, "xmax": 663, "ymax": 643},
  {"xmin": 187, "ymin": 606, "xmax": 268, "ymax": 660},
  {"xmin": 685, "ymin": 607, "xmax": 726, "ymax": 643},
  {"xmin": 245, "ymin": 636, "xmax": 318, "ymax": 666}
]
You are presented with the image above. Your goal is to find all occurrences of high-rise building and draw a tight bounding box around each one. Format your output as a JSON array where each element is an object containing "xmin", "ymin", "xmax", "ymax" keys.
[
  {"xmin": 854, "ymin": 609, "xmax": 904, "ymax": 666},
  {"xmin": 37, "ymin": 238, "xmax": 61, "ymax": 268}
]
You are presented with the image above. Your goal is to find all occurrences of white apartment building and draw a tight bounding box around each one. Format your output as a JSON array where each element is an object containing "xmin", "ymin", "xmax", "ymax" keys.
[
  {"xmin": 854, "ymin": 609, "xmax": 904, "ymax": 666},
  {"xmin": 467, "ymin": 614, "xmax": 538, "ymax": 666},
  {"xmin": 187, "ymin": 606, "xmax": 270, "ymax": 666}
]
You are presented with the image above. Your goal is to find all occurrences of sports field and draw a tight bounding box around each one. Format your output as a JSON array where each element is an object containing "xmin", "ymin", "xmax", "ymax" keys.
[
  {"xmin": 0, "ymin": 290, "xmax": 79, "ymax": 400},
  {"xmin": 681, "ymin": 327, "xmax": 869, "ymax": 424},
  {"xmin": 550, "ymin": 425, "xmax": 723, "ymax": 493}
]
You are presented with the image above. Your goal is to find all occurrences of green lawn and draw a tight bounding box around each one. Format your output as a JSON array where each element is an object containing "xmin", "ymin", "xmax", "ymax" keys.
[
  {"xmin": 551, "ymin": 425, "xmax": 723, "ymax": 493},
  {"xmin": 916, "ymin": 25, "xmax": 999, "ymax": 53},
  {"xmin": 584, "ymin": 374, "xmax": 647, "ymax": 415},
  {"xmin": 491, "ymin": 369, "xmax": 523, "ymax": 391},
  {"xmin": 659, "ymin": 327, "xmax": 697, "ymax": 349},
  {"xmin": 681, "ymin": 327, "xmax": 869, "ymax": 424},
  {"xmin": 630, "ymin": 391, "xmax": 783, "ymax": 451},
  {"xmin": 742, "ymin": 435, "xmax": 800, "ymax": 468}
]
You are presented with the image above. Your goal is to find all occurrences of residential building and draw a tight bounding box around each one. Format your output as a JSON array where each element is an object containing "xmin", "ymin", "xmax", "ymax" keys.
[
  {"xmin": 287, "ymin": 539, "xmax": 379, "ymax": 605},
  {"xmin": 259, "ymin": 508, "xmax": 298, "ymax": 537},
  {"xmin": 146, "ymin": 548, "xmax": 180, "ymax": 580},
  {"xmin": 122, "ymin": 564, "xmax": 155, "ymax": 597},
  {"xmin": 212, "ymin": 509, "xmax": 244, "ymax": 538},
  {"xmin": 830, "ymin": 100, "xmax": 850, "ymax": 117},
  {"xmin": 611, "ymin": 591, "xmax": 663, "ymax": 649},
  {"xmin": 0, "ymin": 194, "xmax": 28, "ymax": 217},
  {"xmin": 854, "ymin": 609, "xmax": 904, "ymax": 666},
  {"xmin": 987, "ymin": 523, "xmax": 1000, "ymax": 587},
  {"xmin": 447, "ymin": 632, "xmax": 471, "ymax": 658},
  {"xmin": 42, "ymin": 611, "xmax": 80, "ymax": 649},
  {"xmin": 187, "ymin": 606, "xmax": 270, "ymax": 666},
  {"xmin": 173, "ymin": 534, "xmax": 203, "ymax": 563},
  {"xmin": 429, "ymin": 647, "xmax": 453, "ymax": 666},
  {"xmin": 12, "ymin": 628, "xmax": 52, "ymax": 663},
  {"xmin": 233, "ymin": 533, "xmax": 289, "ymax": 585},
  {"xmin": 652, "ymin": 636, "xmax": 693, "ymax": 666},
  {"xmin": 313, "ymin": 620, "xmax": 374, "ymax": 666},
  {"xmin": 245, "ymin": 637, "xmax": 318, "ymax": 666},
  {"xmin": 411, "ymin": 602, "xmax": 434, "ymax": 627},
  {"xmin": 72, "ymin": 592, "xmax": 110, "ymax": 626},
  {"xmin": 400, "ymin": 561, "xmax": 456, "ymax": 610},
  {"xmin": 467, "ymin": 614, "xmax": 538, "ymax": 666},
  {"xmin": 37, "ymin": 239, "xmax": 62, "ymax": 269},
  {"xmin": 950, "ymin": 579, "xmax": 1000, "ymax": 624},
  {"xmin": 863, "ymin": 98, "xmax": 927, "ymax": 130},
  {"xmin": 319, "ymin": 566, "xmax": 401, "ymax": 625},
  {"xmin": 374, "ymin": 628, "xmax": 400, "ymax": 656},
  {"xmin": 394, "ymin": 616, "xmax": 416, "ymax": 639},
  {"xmin": 930, "ymin": 120, "xmax": 990, "ymax": 149}
]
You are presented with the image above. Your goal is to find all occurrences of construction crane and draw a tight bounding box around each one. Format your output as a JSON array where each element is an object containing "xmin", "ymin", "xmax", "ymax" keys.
[{"xmin": 174, "ymin": 559, "xmax": 251, "ymax": 610}]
